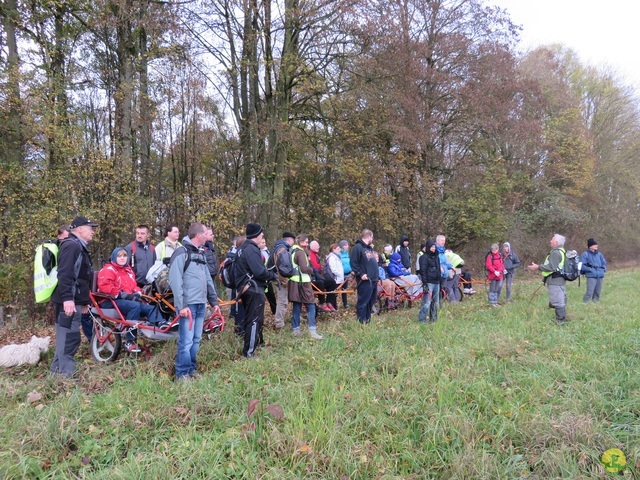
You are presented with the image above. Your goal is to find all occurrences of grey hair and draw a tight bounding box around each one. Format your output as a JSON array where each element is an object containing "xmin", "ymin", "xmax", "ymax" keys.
[
  {"xmin": 436, "ymin": 235, "xmax": 446, "ymax": 243},
  {"xmin": 491, "ymin": 243, "xmax": 499, "ymax": 250},
  {"xmin": 553, "ymin": 234, "xmax": 565, "ymax": 247}
]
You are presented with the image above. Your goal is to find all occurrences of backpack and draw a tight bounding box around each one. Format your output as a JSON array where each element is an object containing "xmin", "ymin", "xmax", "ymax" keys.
[
  {"xmin": 323, "ymin": 258, "xmax": 335, "ymax": 281},
  {"xmin": 268, "ymin": 245, "xmax": 295, "ymax": 278},
  {"xmin": 34, "ymin": 240, "xmax": 59, "ymax": 303},
  {"xmin": 219, "ymin": 256, "xmax": 237, "ymax": 289},
  {"xmin": 559, "ymin": 249, "xmax": 581, "ymax": 282}
]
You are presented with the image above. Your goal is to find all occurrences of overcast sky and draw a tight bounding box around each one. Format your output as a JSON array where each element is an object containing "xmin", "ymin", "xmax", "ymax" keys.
[{"xmin": 489, "ymin": 0, "xmax": 640, "ymax": 94}]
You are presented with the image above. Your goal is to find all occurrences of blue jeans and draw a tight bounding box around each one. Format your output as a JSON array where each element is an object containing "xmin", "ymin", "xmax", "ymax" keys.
[
  {"xmin": 291, "ymin": 302, "xmax": 316, "ymax": 330},
  {"xmin": 102, "ymin": 299, "xmax": 161, "ymax": 324},
  {"xmin": 418, "ymin": 283, "xmax": 440, "ymax": 323},
  {"xmin": 175, "ymin": 304, "xmax": 205, "ymax": 379}
]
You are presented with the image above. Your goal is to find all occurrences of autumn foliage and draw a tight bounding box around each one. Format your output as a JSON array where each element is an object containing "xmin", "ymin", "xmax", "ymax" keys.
[{"xmin": 1, "ymin": 0, "xmax": 639, "ymax": 318}]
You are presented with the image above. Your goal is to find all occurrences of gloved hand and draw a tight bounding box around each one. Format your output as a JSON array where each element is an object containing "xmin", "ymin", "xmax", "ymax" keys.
[
  {"xmin": 131, "ymin": 292, "xmax": 142, "ymax": 302},
  {"xmin": 503, "ymin": 270, "xmax": 508, "ymax": 275},
  {"xmin": 494, "ymin": 271, "xmax": 501, "ymax": 276},
  {"xmin": 119, "ymin": 291, "xmax": 140, "ymax": 301},
  {"xmin": 163, "ymin": 257, "xmax": 171, "ymax": 266}
]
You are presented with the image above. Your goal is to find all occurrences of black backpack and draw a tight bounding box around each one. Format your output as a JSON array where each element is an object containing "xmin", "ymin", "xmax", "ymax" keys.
[
  {"xmin": 219, "ymin": 256, "xmax": 237, "ymax": 289},
  {"xmin": 323, "ymin": 258, "xmax": 335, "ymax": 281}
]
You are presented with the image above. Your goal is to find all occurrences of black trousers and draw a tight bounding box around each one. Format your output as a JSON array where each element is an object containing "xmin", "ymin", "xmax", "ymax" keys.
[
  {"xmin": 241, "ymin": 291, "xmax": 266, "ymax": 357},
  {"xmin": 356, "ymin": 279, "xmax": 377, "ymax": 323}
]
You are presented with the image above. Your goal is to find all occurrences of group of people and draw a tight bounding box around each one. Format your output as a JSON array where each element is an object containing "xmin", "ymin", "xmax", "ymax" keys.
[{"xmin": 46, "ymin": 216, "xmax": 607, "ymax": 380}]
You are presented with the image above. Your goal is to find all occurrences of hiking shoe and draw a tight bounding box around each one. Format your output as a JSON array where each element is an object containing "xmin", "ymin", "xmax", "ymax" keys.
[
  {"xmin": 327, "ymin": 304, "xmax": 336, "ymax": 312},
  {"xmin": 309, "ymin": 330, "xmax": 323, "ymax": 340},
  {"xmin": 292, "ymin": 329, "xmax": 302, "ymax": 337},
  {"xmin": 124, "ymin": 341, "xmax": 141, "ymax": 353},
  {"xmin": 190, "ymin": 371, "xmax": 203, "ymax": 379},
  {"xmin": 274, "ymin": 323, "xmax": 285, "ymax": 330}
]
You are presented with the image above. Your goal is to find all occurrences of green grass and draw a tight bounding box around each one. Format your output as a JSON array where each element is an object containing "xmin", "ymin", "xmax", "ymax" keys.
[{"xmin": 1, "ymin": 270, "xmax": 639, "ymax": 479}]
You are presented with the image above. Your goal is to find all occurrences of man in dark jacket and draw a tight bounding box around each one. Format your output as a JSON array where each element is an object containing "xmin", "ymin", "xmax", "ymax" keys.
[
  {"xmin": 349, "ymin": 229, "xmax": 379, "ymax": 324},
  {"xmin": 50, "ymin": 216, "xmax": 98, "ymax": 378},
  {"xmin": 580, "ymin": 238, "xmax": 607, "ymax": 302},
  {"xmin": 418, "ymin": 239, "xmax": 441, "ymax": 323},
  {"xmin": 395, "ymin": 235, "xmax": 412, "ymax": 271},
  {"xmin": 203, "ymin": 226, "xmax": 218, "ymax": 280},
  {"xmin": 234, "ymin": 223, "xmax": 278, "ymax": 357},
  {"xmin": 124, "ymin": 224, "xmax": 155, "ymax": 287}
]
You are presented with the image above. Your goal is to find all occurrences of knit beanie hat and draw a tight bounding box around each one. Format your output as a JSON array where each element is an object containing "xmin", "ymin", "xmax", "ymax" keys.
[
  {"xmin": 246, "ymin": 223, "xmax": 263, "ymax": 239},
  {"xmin": 587, "ymin": 238, "xmax": 597, "ymax": 247},
  {"xmin": 339, "ymin": 240, "xmax": 348, "ymax": 248},
  {"xmin": 282, "ymin": 231, "xmax": 295, "ymax": 240}
]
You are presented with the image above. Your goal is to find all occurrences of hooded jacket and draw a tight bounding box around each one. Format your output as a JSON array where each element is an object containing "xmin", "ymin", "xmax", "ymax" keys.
[
  {"xmin": 388, "ymin": 252, "xmax": 411, "ymax": 278},
  {"xmin": 419, "ymin": 240, "xmax": 441, "ymax": 285},
  {"xmin": 350, "ymin": 238, "xmax": 379, "ymax": 281},
  {"xmin": 502, "ymin": 242, "xmax": 521, "ymax": 274},
  {"xmin": 97, "ymin": 247, "xmax": 140, "ymax": 297},
  {"xmin": 169, "ymin": 236, "xmax": 219, "ymax": 311},
  {"xmin": 436, "ymin": 244, "xmax": 452, "ymax": 278},
  {"xmin": 395, "ymin": 235, "xmax": 411, "ymax": 270}
]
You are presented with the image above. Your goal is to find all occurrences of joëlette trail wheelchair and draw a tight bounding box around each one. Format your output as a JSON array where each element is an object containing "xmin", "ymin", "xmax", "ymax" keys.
[{"xmin": 88, "ymin": 279, "xmax": 225, "ymax": 363}]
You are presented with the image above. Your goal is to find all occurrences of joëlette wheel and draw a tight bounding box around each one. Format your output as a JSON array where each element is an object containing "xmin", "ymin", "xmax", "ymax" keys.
[{"xmin": 91, "ymin": 324, "xmax": 121, "ymax": 363}]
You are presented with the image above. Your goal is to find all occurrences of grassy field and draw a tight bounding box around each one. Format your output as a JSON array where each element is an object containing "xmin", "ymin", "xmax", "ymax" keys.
[{"xmin": 1, "ymin": 270, "xmax": 639, "ymax": 479}]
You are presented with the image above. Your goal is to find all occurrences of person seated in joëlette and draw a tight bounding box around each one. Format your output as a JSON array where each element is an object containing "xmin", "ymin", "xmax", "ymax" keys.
[
  {"xmin": 387, "ymin": 252, "xmax": 423, "ymax": 297},
  {"xmin": 97, "ymin": 247, "xmax": 163, "ymax": 352}
]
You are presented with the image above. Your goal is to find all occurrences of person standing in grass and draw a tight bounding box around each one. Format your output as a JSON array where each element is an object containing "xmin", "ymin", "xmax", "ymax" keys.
[
  {"xmin": 528, "ymin": 233, "xmax": 568, "ymax": 324},
  {"xmin": 418, "ymin": 239, "xmax": 441, "ymax": 324},
  {"xmin": 485, "ymin": 243, "xmax": 505, "ymax": 307},
  {"xmin": 170, "ymin": 222, "xmax": 221, "ymax": 379},
  {"xmin": 338, "ymin": 240, "xmax": 352, "ymax": 308},
  {"xmin": 350, "ymin": 229, "xmax": 379, "ymax": 324},
  {"xmin": 288, "ymin": 234, "xmax": 323, "ymax": 339},
  {"xmin": 580, "ymin": 238, "xmax": 607, "ymax": 302},
  {"xmin": 502, "ymin": 242, "xmax": 521, "ymax": 302},
  {"xmin": 50, "ymin": 216, "xmax": 98, "ymax": 378}
]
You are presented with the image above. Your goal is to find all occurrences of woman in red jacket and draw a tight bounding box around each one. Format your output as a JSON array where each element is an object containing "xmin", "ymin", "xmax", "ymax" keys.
[
  {"xmin": 485, "ymin": 243, "xmax": 506, "ymax": 307},
  {"xmin": 98, "ymin": 247, "xmax": 161, "ymax": 351}
]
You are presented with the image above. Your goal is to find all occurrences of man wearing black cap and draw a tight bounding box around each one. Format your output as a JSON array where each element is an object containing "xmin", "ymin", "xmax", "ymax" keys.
[
  {"xmin": 50, "ymin": 216, "xmax": 98, "ymax": 378},
  {"xmin": 234, "ymin": 223, "xmax": 278, "ymax": 357},
  {"xmin": 580, "ymin": 238, "xmax": 607, "ymax": 302},
  {"xmin": 270, "ymin": 232, "xmax": 296, "ymax": 330}
]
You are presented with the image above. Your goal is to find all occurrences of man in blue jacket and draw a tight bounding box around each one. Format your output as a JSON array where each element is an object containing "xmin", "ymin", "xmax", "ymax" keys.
[{"xmin": 580, "ymin": 238, "xmax": 607, "ymax": 302}]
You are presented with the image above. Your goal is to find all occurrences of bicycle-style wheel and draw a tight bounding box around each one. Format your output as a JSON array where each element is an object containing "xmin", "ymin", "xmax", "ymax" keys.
[{"xmin": 91, "ymin": 323, "xmax": 121, "ymax": 363}]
